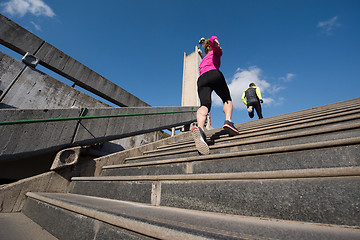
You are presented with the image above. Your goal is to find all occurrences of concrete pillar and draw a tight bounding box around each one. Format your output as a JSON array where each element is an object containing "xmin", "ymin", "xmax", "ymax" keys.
[
  {"xmin": 181, "ymin": 46, "xmax": 202, "ymax": 107},
  {"xmin": 181, "ymin": 45, "xmax": 212, "ymax": 130}
]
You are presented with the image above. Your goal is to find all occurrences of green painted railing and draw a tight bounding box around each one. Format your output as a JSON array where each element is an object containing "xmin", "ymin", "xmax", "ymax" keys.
[{"xmin": 0, "ymin": 109, "xmax": 197, "ymax": 126}]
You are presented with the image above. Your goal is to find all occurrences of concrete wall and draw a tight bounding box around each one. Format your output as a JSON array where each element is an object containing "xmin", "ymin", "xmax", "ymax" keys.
[
  {"xmin": 0, "ymin": 51, "xmax": 108, "ymax": 109},
  {"xmin": 0, "ymin": 106, "xmax": 196, "ymax": 174},
  {"xmin": 0, "ymin": 51, "xmax": 23, "ymax": 98},
  {"xmin": 0, "ymin": 130, "xmax": 194, "ymax": 212},
  {"xmin": 0, "ymin": 50, "xmax": 162, "ymax": 176},
  {"xmin": 0, "ymin": 51, "xmax": 166, "ymax": 152}
]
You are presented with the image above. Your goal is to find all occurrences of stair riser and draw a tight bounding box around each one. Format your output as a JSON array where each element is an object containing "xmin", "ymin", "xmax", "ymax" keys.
[
  {"xmin": 103, "ymin": 163, "xmax": 187, "ymax": 177},
  {"xmin": 232, "ymin": 106, "xmax": 360, "ymax": 134},
  {"xmin": 70, "ymin": 181, "xmax": 153, "ymax": 204},
  {"xmin": 22, "ymin": 198, "xmax": 154, "ymax": 240},
  {"xmin": 195, "ymin": 144, "xmax": 360, "ymax": 174},
  {"xmin": 211, "ymin": 117, "xmax": 360, "ymax": 143},
  {"xmin": 213, "ymin": 125, "xmax": 360, "ymax": 153},
  {"xmin": 103, "ymin": 144, "xmax": 360, "ymax": 176},
  {"xmin": 70, "ymin": 176, "xmax": 360, "ymax": 227},
  {"xmin": 160, "ymin": 177, "xmax": 360, "ymax": 227},
  {"xmin": 127, "ymin": 152, "xmax": 194, "ymax": 164}
]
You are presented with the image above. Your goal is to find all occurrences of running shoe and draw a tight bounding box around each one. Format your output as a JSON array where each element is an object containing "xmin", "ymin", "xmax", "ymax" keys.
[
  {"xmin": 191, "ymin": 126, "xmax": 209, "ymax": 155},
  {"xmin": 247, "ymin": 106, "xmax": 253, "ymax": 113},
  {"xmin": 223, "ymin": 120, "xmax": 240, "ymax": 136}
]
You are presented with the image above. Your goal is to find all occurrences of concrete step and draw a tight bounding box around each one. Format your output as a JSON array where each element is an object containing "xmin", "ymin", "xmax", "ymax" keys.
[
  {"xmin": 156, "ymin": 97, "xmax": 360, "ymax": 152},
  {"xmin": 70, "ymin": 166, "xmax": 360, "ymax": 227},
  {"xmin": 101, "ymin": 136, "xmax": 360, "ymax": 177},
  {"xmin": 180, "ymin": 120, "xmax": 360, "ymax": 158},
  {"xmin": 139, "ymin": 110, "xmax": 360, "ymax": 161},
  {"xmin": 117, "ymin": 120, "xmax": 360, "ymax": 169},
  {"xmin": 228, "ymin": 98, "xmax": 360, "ymax": 133},
  {"xmin": 155, "ymin": 116, "xmax": 356, "ymax": 154},
  {"xmin": 152, "ymin": 112, "xmax": 360, "ymax": 157},
  {"xmin": 23, "ymin": 192, "xmax": 360, "ymax": 240},
  {"xmin": 112, "ymin": 98, "xmax": 360, "ymax": 163},
  {"xmin": 0, "ymin": 212, "xmax": 57, "ymax": 240}
]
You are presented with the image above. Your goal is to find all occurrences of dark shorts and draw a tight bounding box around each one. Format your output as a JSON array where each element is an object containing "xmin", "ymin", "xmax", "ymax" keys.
[{"xmin": 197, "ymin": 70, "xmax": 232, "ymax": 110}]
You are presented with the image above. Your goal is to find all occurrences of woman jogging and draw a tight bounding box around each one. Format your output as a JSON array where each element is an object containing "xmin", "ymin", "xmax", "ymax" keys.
[{"xmin": 191, "ymin": 36, "xmax": 239, "ymax": 155}]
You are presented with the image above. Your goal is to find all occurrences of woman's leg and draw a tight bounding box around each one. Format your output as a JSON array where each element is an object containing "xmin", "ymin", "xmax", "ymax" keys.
[
  {"xmin": 197, "ymin": 105, "xmax": 209, "ymax": 129},
  {"xmin": 223, "ymin": 100, "xmax": 233, "ymax": 121},
  {"xmin": 213, "ymin": 71, "xmax": 239, "ymax": 135},
  {"xmin": 197, "ymin": 71, "xmax": 214, "ymax": 129},
  {"xmin": 212, "ymin": 71, "xmax": 233, "ymax": 122}
]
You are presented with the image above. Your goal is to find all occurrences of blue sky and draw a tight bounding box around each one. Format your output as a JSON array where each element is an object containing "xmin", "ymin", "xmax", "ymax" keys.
[{"xmin": 1, "ymin": 0, "xmax": 359, "ymax": 129}]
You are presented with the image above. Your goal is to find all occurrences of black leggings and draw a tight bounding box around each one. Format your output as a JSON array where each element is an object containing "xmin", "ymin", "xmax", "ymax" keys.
[
  {"xmin": 248, "ymin": 101, "xmax": 263, "ymax": 119},
  {"xmin": 197, "ymin": 70, "xmax": 232, "ymax": 111}
]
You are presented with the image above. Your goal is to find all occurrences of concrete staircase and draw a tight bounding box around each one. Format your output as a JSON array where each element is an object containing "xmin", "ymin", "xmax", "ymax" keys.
[{"xmin": 21, "ymin": 98, "xmax": 360, "ymax": 239}]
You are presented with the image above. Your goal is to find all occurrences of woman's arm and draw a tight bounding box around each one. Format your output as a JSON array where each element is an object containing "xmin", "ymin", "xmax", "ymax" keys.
[{"xmin": 209, "ymin": 36, "xmax": 222, "ymax": 54}]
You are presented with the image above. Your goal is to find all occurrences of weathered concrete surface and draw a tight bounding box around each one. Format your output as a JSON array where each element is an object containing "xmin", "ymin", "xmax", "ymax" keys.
[
  {"xmin": 0, "ymin": 106, "xmax": 196, "ymax": 162},
  {"xmin": 88, "ymin": 130, "xmax": 194, "ymax": 177},
  {"xmin": 22, "ymin": 192, "xmax": 360, "ymax": 240},
  {"xmin": 0, "ymin": 50, "xmax": 173, "ymax": 182},
  {"xmin": 0, "ymin": 51, "xmax": 24, "ymax": 99},
  {"xmin": 0, "ymin": 132, "xmax": 170, "ymax": 181},
  {"xmin": 0, "ymin": 171, "xmax": 71, "ymax": 212},
  {"xmin": 23, "ymin": 196, "xmax": 160, "ymax": 240},
  {"xmin": 0, "ymin": 213, "xmax": 57, "ymax": 240},
  {"xmin": 102, "ymin": 144, "xmax": 360, "ymax": 177},
  {"xmin": 103, "ymin": 162, "xmax": 188, "ymax": 177},
  {"xmin": 0, "ymin": 130, "xmax": 191, "ymax": 212},
  {"xmin": 181, "ymin": 46, "xmax": 201, "ymax": 107},
  {"xmin": 68, "ymin": 169, "xmax": 360, "ymax": 227},
  {"xmin": 0, "ymin": 14, "xmax": 149, "ymax": 107},
  {"xmin": 0, "ymin": 15, "xmax": 43, "ymax": 56},
  {"xmin": 0, "ymin": 108, "xmax": 80, "ymax": 160},
  {"xmin": 159, "ymin": 176, "xmax": 360, "ymax": 227},
  {"xmin": 70, "ymin": 180, "xmax": 153, "ymax": 204},
  {"xmin": 0, "ymin": 56, "xmax": 108, "ymax": 108},
  {"xmin": 36, "ymin": 42, "xmax": 149, "ymax": 107}
]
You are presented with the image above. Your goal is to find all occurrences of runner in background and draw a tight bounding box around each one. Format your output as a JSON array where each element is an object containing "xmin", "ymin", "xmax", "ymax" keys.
[{"xmin": 241, "ymin": 83, "xmax": 264, "ymax": 119}]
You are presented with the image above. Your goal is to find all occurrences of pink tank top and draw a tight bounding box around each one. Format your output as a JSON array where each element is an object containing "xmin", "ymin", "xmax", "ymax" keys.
[{"xmin": 199, "ymin": 36, "xmax": 222, "ymax": 76}]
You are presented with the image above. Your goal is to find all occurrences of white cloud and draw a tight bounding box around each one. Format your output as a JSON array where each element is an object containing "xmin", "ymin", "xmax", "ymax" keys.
[
  {"xmin": 1, "ymin": 0, "xmax": 55, "ymax": 18},
  {"xmin": 212, "ymin": 66, "xmax": 274, "ymax": 110},
  {"xmin": 31, "ymin": 21, "xmax": 41, "ymax": 31},
  {"xmin": 279, "ymin": 73, "xmax": 295, "ymax": 82},
  {"xmin": 317, "ymin": 16, "xmax": 341, "ymax": 35},
  {"xmin": 267, "ymin": 85, "xmax": 285, "ymax": 95}
]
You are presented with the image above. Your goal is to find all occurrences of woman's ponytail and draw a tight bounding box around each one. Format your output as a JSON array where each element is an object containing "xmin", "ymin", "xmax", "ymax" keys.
[{"xmin": 202, "ymin": 39, "xmax": 212, "ymax": 54}]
